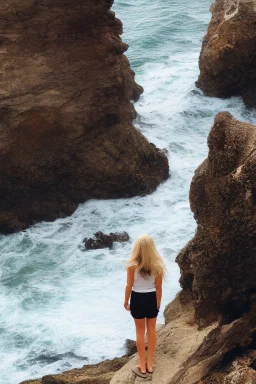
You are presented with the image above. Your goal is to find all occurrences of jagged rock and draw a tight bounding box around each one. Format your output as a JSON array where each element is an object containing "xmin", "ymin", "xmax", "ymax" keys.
[
  {"xmin": 177, "ymin": 112, "xmax": 256, "ymax": 328},
  {"xmin": 19, "ymin": 356, "xmax": 130, "ymax": 384},
  {"xmin": 0, "ymin": 0, "xmax": 169, "ymax": 234},
  {"xmin": 196, "ymin": 0, "xmax": 256, "ymax": 107},
  {"xmin": 110, "ymin": 232, "xmax": 130, "ymax": 242},
  {"xmin": 199, "ymin": 350, "xmax": 256, "ymax": 384},
  {"xmin": 83, "ymin": 231, "xmax": 129, "ymax": 250}
]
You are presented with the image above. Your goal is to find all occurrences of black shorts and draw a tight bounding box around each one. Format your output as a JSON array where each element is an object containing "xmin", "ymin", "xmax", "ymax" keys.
[{"xmin": 130, "ymin": 290, "xmax": 159, "ymax": 319}]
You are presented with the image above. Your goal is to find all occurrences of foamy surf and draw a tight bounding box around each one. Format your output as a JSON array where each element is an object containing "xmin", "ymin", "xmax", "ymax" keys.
[{"xmin": 1, "ymin": 0, "xmax": 256, "ymax": 383}]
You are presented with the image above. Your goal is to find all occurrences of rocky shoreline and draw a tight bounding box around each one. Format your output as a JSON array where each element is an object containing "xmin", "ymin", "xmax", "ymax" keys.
[
  {"xmin": 6, "ymin": 0, "xmax": 256, "ymax": 382},
  {"xmin": 19, "ymin": 113, "xmax": 256, "ymax": 384}
]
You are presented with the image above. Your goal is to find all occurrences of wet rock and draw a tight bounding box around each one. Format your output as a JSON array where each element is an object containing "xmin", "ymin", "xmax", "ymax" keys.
[
  {"xmin": 83, "ymin": 231, "xmax": 129, "ymax": 250},
  {"xmin": 109, "ymin": 232, "xmax": 130, "ymax": 242},
  {"xmin": 196, "ymin": 0, "xmax": 256, "ymax": 107},
  {"xmin": 0, "ymin": 0, "xmax": 169, "ymax": 234}
]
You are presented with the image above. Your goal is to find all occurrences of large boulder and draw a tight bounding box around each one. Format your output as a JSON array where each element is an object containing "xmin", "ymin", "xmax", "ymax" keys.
[
  {"xmin": 196, "ymin": 0, "xmax": 256, "ymax": 107},
  {"xmin": 177, "ymin": 112, "xmax": 256, "ymax": 328},
  {"xmin": 0, "ymin": 0, "xmax": 168, "ymax": 234}
]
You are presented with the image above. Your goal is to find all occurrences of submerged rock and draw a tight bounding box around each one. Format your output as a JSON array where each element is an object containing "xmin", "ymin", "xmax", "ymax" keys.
[
  {"xmin": 0, "ymin": 0, "xmax": 169, "ymax": 234},
  {"xmin": 83, "ymin": 231, "xmax": 129, "ymax": 250},
  {"xmin": 196, "ymin": 0, "xmax": 256, "ymax": 107}
]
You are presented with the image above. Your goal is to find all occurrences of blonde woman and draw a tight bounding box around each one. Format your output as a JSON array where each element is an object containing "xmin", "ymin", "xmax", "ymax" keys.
[{"xmin": 124, "ymin": 234, "xmax": 165, "ymax": 378}]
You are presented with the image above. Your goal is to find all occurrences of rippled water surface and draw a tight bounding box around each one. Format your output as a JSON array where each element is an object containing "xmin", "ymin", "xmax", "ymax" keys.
[{"xmin": 1, "ymin": 1, "xmax": 256, "ymax": 383}]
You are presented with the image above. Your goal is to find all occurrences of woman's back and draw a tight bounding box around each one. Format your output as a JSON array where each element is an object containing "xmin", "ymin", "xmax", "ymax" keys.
[{"xmin": 129, "ymin": 263, "xmax": 156, "ymax": 293}]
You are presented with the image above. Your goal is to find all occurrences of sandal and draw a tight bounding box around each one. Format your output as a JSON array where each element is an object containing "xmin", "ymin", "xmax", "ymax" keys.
[
  {"xmin": 146, "ymin": 362, "xmax": 154, "ymax": 374},
  {"xmin": 131, "ymin": 366, "xmax": 149, "ymax": 378}
]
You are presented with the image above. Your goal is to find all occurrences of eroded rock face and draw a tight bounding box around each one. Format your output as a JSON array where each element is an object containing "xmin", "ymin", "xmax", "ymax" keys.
[
  {"xmin": 0, "ymin": 0, "xmax": 168, "ymax": 234},
  {"xmin": 199, "ymin": 350, "xmax": 256, "ymax": 384},
  {"xmin": 196, "ymin": 0, "xmax": 256, "ymax": 107},
  {"xmin": 176, "ymin": 112, "xmax": 256, "ymax": 328}
]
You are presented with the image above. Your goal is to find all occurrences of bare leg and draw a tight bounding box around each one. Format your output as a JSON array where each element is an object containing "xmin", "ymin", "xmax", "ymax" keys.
[
  {"xmin": 146, "ymin": 317, "xmax": 157, "ymax": 372},
  {"xmin": 134, "ymin": 318, "xmax": 146, "ymax": 373}
]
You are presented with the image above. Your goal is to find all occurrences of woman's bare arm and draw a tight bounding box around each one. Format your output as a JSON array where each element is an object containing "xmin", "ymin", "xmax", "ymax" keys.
[
  {"xmin": 124, "ymin": 266, "xmax": 135, "ymax": 310},
  {"xmin": 155, "ymin": 274, "xmax": 163, "ymax": 310}
]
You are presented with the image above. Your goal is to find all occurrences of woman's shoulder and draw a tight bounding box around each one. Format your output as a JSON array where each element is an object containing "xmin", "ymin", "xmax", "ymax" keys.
[{"xmin": 127, "ymin": 262, "xmax": 138, "ymax": 269}]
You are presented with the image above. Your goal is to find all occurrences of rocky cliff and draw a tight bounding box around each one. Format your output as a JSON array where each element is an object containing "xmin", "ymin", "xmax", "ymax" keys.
[
  {"xmin": 0, "ymin": 0, "xmax": 168, "ymax": 234},
  {"xmin": 177, "ymin": 112, "xmax": 256, "ymax": 328},
  {"xmin": 196, "ymin": 0, "xmax": 256, "ymax": 107},
  {"xmin": 21, "ymin": 113, "xmax": 256, "ymax": 383}
]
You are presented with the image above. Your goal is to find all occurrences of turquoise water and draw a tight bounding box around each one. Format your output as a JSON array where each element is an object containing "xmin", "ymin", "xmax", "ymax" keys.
[{"xmin": 1, "ymin": 1, "xmax": 256, "ymax": 383}]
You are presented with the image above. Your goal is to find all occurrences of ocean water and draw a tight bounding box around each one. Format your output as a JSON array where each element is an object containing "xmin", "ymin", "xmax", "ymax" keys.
[{"xmin": 1, "ymin": 1, "xmax": 256, "ymax": 383}]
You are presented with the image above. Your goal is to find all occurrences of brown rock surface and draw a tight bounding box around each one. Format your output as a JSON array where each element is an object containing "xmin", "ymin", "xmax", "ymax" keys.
[
  {"xmin": 196, "ymin": 0, "xmax": 256, "ymax": 107},
  {"xmin": 20, "ymin": 356, "xmax": 130, "ymax": 384},
  {"xmin": 0, "ymin": 0, "xmax": 168, "ymax": 234},
  {"xmin": 199, "ymin": 350, "xmax": 256, "ymax": 384},
  {"xmin": 177, "ymin": 112, "xmax": 256, "ymax": 328},
  {"xmin": 110, "ymin": 291, "xmax": 256, "ymax": 384}
]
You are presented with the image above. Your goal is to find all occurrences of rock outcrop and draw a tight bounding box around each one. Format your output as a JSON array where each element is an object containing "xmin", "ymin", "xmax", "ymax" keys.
[
  {"xmin": 0, "ymin": 0, "xmax": 169, "ymax": 234},
  {"xmin": 83, "ymin": 231, "xmax": 129, "ymax": 250},
  {"xmin": 196, "ymin": 0, "xmax": 256, "ymax": 107},
  {"xmin": 199, "ymin": 350, "xmax": 256, "ymax": 384},
  {"xmin": 20, "ymin": 356, "xmax": 130, "ymax": 384},
  {"xmin": 177, "ymin": 112, "xmax": 256, "ymax": 328}
]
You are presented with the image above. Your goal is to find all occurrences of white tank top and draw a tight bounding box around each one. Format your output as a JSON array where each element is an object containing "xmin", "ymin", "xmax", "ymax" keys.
[{"xmin": 129, "ymin": 263, "xmax": 156, "ymax": 293}]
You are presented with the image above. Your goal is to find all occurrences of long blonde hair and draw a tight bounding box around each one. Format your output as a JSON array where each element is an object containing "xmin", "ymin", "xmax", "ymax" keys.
[{"xmin": 127, "ymin": 234, "xmax": 166, "ymax": 278}]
